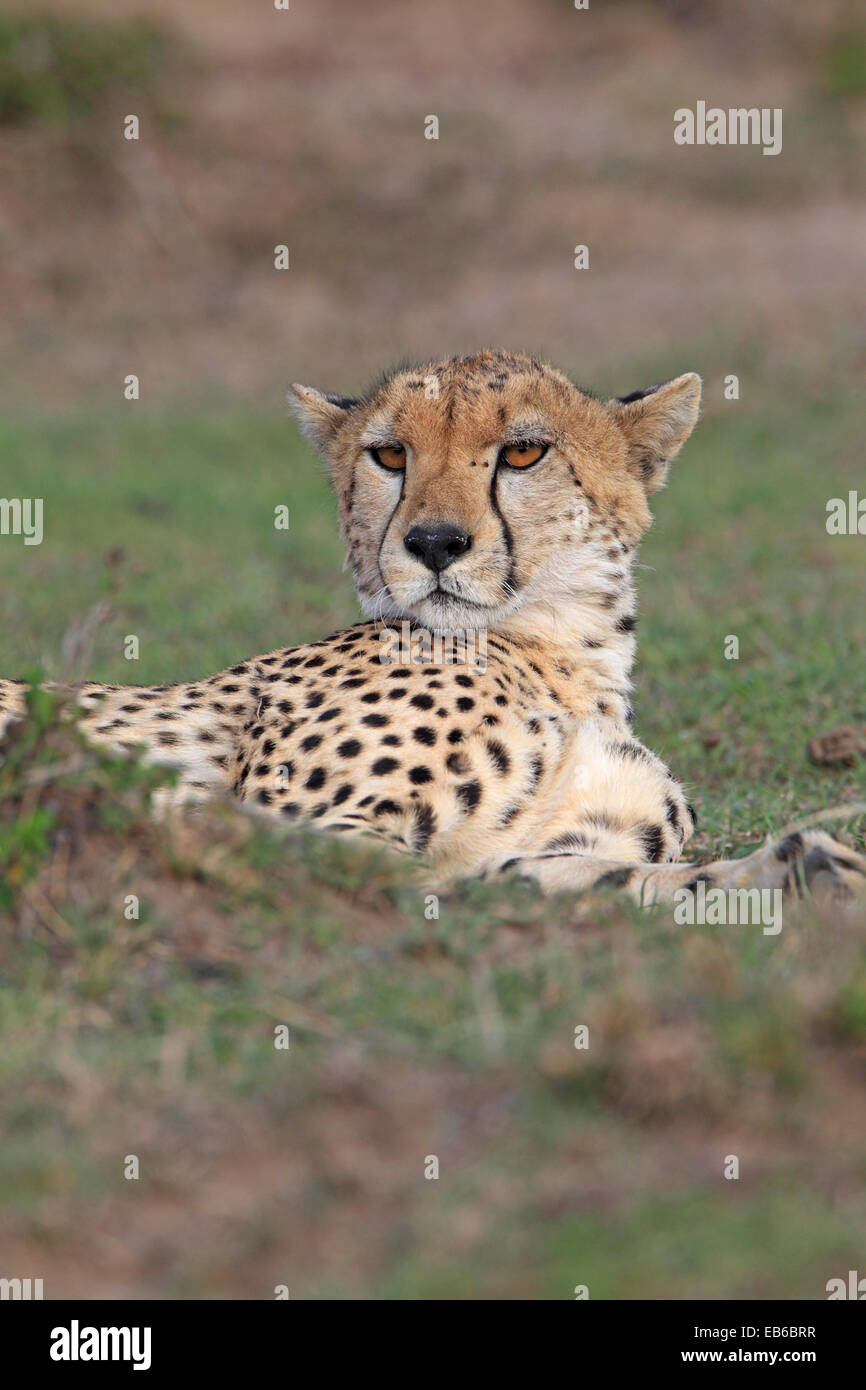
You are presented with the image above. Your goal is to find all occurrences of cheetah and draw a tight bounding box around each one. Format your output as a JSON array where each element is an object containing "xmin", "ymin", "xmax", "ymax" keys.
[{"xmin": 1, "ymin": 351, "xmax": 864, "ymax": 908}]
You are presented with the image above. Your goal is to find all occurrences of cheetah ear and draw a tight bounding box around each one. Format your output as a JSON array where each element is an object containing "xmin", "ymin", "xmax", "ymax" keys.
[
  {"xmin": 610, "ymin": 373, "xmax": 702, "ymax": 494},
  {"xmin": 289, "ymin": 384, "xmax": 360, "ymax": 454}
]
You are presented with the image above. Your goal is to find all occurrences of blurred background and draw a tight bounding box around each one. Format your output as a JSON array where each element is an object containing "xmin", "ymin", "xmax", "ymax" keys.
[
  {"xmin": 1, "ymin": 0, "xmax": 864, "ymax": 408},
  {"xmin": 1, "ymin": 0, "xmax": 865, "ymax": 1301}
]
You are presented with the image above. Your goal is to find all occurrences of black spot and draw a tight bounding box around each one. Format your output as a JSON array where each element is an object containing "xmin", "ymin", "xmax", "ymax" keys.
[
  {"xmin": 456, "ymin": 696, "xmax": 475, "ymax": 712},
  {"xmin": 457, "ymin": 780, "xmax": 482, "ymax": 812},
  {"xmin": 410, "ymin": 693, "xmax": 435, "ymax": 710},
  {"xmin": 682, "ymin": 874, "xmax": 712, "ymax": 895},
  {"xmin": 638, "ymin": 823, "xmax": 666, "ymax": 863},
  {"xmin": 611, "ymin": 740, "xmax": 644, "ymax": 762},
  {"xmin": 455, "ymin": 674, "xmax": 474, "ymax": 687},
  {"xmin": 258, "ymin": 789, "xmax": 272, "ymax": 806},
  {"xmin": 596, "ymin": 867, "xmax": 633, "ymax": 889},
  {"xmin": 387, "ymin": 687, "xmax": 408, "ymax": 700},
  {"xmin": 409, "ymin": 766, "xmax": 433, "ymax": 785},
  {"xmin": 316, "ymin": 707, "xmax": 340, "ymax": 722},
  {"xmin": 305, "ymin": 691, "xmax": 325, "ymax": 709},
  {"xmin": 362, "ymin": 713, "xmax": 388, "ymax": 727},
  {"xmin": 360, "ymin": 691, "xmax": 381, "ymax": 703},
  {"xmin": 301, "ymin": 734, "xmax": 323, "ymax": 752},
  {"xmin": 411, "ymin": 801, "xmax": 437, "ymax": 852},
  {"xmin": 332, "ymin": 784, "xmax": 353, "ymax": 806},
  {"xmin": 543, "ymin": 832, "xmax": 589, "ymax": 852},
  {"xmin": 413, "ymin": 726, "xmax": 436, "ymax": 745},
  {"xmin": 340, "ymin": 677, "xmax": 367, "ymax": 690},
  {"xmin": 447, "ymin": 728, "xmax": 464, "ymax": 744},
  {"xmin": 486, "ymin": 739, "xmax": 510, "ymax": 774},
  {"xmin": 615, "ymin": 614, "xmax": 637, "ymax": 633},
  {"xmin": 775, "ymin": 833, "xmax": 804, "ymax": 864},
  {"xmin": 305, "ymin": 767, "xmax": 327, "ymax": 791},
  {"xmin": 371, "ymin": 757, "xmax": 399, "ymax": 775},
  {"xmin": 337, "ymin": 739, "xmax": 362, "ymax": 758},
  {"xmin": 374, "ymin": 799, "xmax": 401, "ymax": 817}
]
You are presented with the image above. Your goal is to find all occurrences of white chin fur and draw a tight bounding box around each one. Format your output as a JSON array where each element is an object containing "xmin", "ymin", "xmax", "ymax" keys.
[{"xmin": 358, "ymin": 586, "xmax": 510, "ymax": 633}]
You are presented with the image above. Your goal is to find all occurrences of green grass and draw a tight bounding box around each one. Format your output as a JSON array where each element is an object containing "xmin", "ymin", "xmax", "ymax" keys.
[
  {"xmin": 0, "ymin": 382, "xmax": 864, "ymax": 1298},
  {"xmin": 0, "ymin": 13, "xmax": 173, "ymax": 127}
]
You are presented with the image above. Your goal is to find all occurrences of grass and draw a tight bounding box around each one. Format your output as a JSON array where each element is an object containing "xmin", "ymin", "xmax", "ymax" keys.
[{"xmin": 0, "ymin": 380, "xmax": 865, "ymax": 1298}]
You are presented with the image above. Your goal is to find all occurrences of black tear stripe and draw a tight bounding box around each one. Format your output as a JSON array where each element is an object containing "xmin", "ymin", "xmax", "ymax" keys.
[
  {"xmin": 375, "ymin": 456, "xmax": 407, "ymax": 580},
  {"xmin": 489, "ymin": 461, "xmax": 517, "ymax": 599}
]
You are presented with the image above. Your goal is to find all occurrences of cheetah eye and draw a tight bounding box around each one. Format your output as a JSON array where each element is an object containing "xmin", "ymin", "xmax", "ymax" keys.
[
  {"xmin": 368, "ymin": 443, "xmax": 406, "ymax": 471},
  {"xmin": 500, "ymin": 441, "xmax": 548, "ymax": 469}
]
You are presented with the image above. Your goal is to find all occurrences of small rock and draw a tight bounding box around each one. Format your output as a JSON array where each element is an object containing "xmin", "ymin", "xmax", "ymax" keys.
[{"xmin": 807, "ymin": 724, "xmax": 866, "ymax": 768}]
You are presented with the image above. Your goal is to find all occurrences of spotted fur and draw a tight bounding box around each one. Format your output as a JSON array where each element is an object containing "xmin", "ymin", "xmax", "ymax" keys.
[{"xmin": 1, "ymin": 351, "xmax": 863, "ymax": 907}]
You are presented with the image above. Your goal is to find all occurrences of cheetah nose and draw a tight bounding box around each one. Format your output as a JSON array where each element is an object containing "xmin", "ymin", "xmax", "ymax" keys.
[{"xmin": 403, "ymin": 524, "xmax": 472, "ymax": 573}]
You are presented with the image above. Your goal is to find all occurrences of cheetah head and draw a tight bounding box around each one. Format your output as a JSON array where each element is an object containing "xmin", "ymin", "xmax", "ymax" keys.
[{"xmin": 290, "ymin": 351, "xmax": 701, "ymax": 634}]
